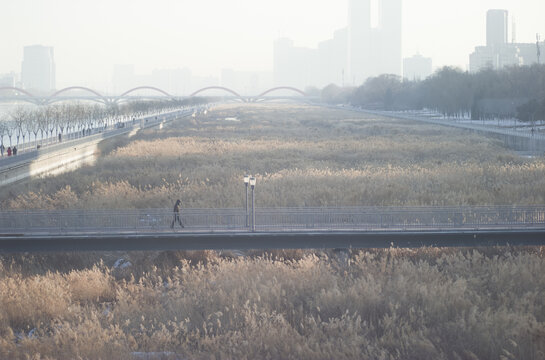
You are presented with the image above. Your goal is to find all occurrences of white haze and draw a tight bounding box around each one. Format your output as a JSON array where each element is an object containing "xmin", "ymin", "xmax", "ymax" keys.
[{"xmin": 0, "ymin": 0, "xmax": 544, "ymax": 89}]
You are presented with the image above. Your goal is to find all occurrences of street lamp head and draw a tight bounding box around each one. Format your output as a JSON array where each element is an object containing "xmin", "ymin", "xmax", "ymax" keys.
[
  {"xmin": 244, "ymin": 175, "xmax": 250, "ymax": 184},
  {"xmin": 249, "ymin": 177, "xmax": 256, "ymax": 188}
]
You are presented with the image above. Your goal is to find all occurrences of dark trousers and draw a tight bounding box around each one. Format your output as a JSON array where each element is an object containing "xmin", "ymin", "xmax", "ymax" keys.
[{"xmin": 171, "ymin": 213, "xmax": 184, "ymax": 228}]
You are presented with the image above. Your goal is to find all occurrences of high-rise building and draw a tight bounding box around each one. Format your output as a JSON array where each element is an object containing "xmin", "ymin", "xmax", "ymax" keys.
[
  {"xmin": 378, "ymin": 0, "xmax": 403, "ymax": 76},
  {"xmin": 470, "ymin": 10, "xmax": 541, "ymax": 73},
  {"xmin": 151, "ymin": 68, "xmax": 192, "ymax": 95},
  {"xmin": 0, "ymin": 73, "xmax": 16, "ymax": 87},
  {"xmin": 469, "ymin": 45, "xmax": 521, "ymax": 73},
  {"xmin": 273, "ymin": 0, "xmax": 402, "ymax": 89},
  {"xmin": 317, "ymin": 28, "xmax": 348, "ymax": 87},
  {"xmin": 348, "ymin": 0, "xmax": 372, "ymax": 85},
  {"xmin": 486, "ymin": 9, "xmax": 508, "ymax": 48},
  {"xmin": 273, "ymin": 38, "xmax": 317, "ymax": 89},
  {"xmin": 221, "ymin": 68, "xmax": 273, "ymax": 94},
  {"xmin": 348, "ymin": 0, "xmax": 402, "ymax": 85},
  {"xmin": 403, "ymin": 54, "xmax": 432, "ymax": 80},
  {"xmin": 273, "ymin": 38, "xmax": 295, "ymax": 86},
  {"xmin": 21, "ymin": 45, "xmax": 56, "ymax": 92},
  {"xmin": 514, "ymin": 42, "xmax": 545, "ymax": 65}
]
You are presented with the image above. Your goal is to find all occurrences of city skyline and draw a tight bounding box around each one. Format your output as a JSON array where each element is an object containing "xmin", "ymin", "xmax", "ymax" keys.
[
  {"xmin": 274, "ymin": 0, "xmax": 402, "ymax": 90},
  {"xmin": 1, "ymin": 0, "xmax": 544, "ymax": 90}
]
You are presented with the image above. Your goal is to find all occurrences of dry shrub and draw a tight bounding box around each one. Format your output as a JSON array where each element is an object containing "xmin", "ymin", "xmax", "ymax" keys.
[
  {"xmin": 6, "ymin": 185, "xmax": 79, "ymax": 210},
  {"xmin": 65, "ymin": 265, "xmax": 116, "ymax": 304},
  {"xmin": 15, "ymin": 315, "xmax": 132, "ymax": 360},
  {"xmin": 0, "ymin": 253, "xmax": 107, "ymax": 277},
  {"xmin": 0, "ymin": 272, "xmax": 71, "ymax": 330},
  {"xmin": 0, "ymin": 248, "xmax": 545, "ymax": 358}
]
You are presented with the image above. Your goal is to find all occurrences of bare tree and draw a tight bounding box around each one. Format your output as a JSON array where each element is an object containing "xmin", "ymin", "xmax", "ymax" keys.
[
  {"xmin": 74, "ymin": 103, "xmax": 86, "ymax": 137},
  {"xmin": 46, "ymin": 105, "xmax": 60, "ymax": 144},
  {"xmin": 10, "ymin": 106, "xmax": 28, "ymax": 148},
  {"xmin": 34, "ymin": 107, "xmax": 48, "ymax": 146},
  {"xmin": 91, "ymin": 104, "xmax": 105, "ymax": 132},
  {"xmin": 25, "ymin": 109, "xmax": 39, "ymax": 149},
  {"xmin": 62, "ymin": 103, "xmax": 76, "ymax": 140},
  {"xmin": 0, "ymin": 120, "xmax": 7, "ymax": 155}
]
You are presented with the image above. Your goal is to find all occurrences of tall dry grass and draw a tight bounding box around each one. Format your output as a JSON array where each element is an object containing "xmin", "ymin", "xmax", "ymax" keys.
[
  {"xmin": 1, "ymin": 103, "xmax": 544, "ymax": 209},
  {"xmin": 0, "ymin": 248, "xmax": 544, "ymax": 359},
  {"xmin": 0, "ymin": 104, "xmax": 544, "ymax": 358}
]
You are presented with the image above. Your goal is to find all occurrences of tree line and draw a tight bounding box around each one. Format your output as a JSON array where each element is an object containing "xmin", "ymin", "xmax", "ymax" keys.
[
  {"xmin": 0, "ymin": 98, "xmax": 206, "ymax": 150},
  {"xmin": 321, "ymin": 64, "xmax": 545, "ymax": 122}
]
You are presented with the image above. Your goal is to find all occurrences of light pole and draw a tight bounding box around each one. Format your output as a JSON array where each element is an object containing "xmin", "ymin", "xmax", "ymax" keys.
[
  {"xmin": 244, "ymin": 174, "xmax": 250, "ymax": 227},
  {"xmin": 250, "ymin": 176, "xmax": 256, "ymax": 232}
]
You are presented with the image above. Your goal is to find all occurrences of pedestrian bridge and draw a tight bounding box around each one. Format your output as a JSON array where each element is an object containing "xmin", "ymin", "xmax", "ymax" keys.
[{"xmin": 1, "ymin": 206, "xmax": 544, "ymax": 251}]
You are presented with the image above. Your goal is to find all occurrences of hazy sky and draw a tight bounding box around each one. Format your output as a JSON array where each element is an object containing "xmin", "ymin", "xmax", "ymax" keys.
[{"xmin": 1, "ymin": 0, "xmax": 544, "ymax": 88}]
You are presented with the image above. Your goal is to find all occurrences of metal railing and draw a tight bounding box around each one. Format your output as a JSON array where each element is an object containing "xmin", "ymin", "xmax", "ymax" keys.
[{"xmin": 0, "ymin": 206, "xmax": 544, "ymax": 236}]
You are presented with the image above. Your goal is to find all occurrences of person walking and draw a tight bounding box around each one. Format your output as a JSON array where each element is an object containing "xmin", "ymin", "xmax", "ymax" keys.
[
  {"xmin": 170, "ymin": 199, "xmax": 184, "ymax": 229},
  {"xmin": 0, "ymin": 144, "xmax": 4, "ymax": 157},
  {"xmin": 6, "ymin": 146, "xmax": 11, "ymax": 156},
  {"xmin": 12, "ymin": 146, "xmax": 17, "ymax": 155}
]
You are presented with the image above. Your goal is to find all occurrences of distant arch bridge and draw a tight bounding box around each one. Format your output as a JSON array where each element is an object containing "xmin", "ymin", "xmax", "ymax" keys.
[{"xmin": 0, "ymin": 85, "xmax": 314, "ymax": 106}]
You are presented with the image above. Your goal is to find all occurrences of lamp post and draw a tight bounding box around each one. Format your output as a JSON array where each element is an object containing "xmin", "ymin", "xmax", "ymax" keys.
[
  {"xmin": 244, "ymin": 175, "xmax": 250, "ymax": 227},
  {"xmin": 250, "ymin": 176, "xmax": 256, "ymax": 232}
]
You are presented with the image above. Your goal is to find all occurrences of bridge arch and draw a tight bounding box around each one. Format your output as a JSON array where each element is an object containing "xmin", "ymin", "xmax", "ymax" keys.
[
  {"xmin": 119, "ymin": 86, "xmax": 173, "ymax": 98},
  {"xmin": 51, "ymin": 86, "xmax": 106, "ymax": 98},
  {"xmin": 257, "ymin": 87, "xmax": 307, "ymax": 98},
  {"xmin": 190, "ymin": 86, "xmax": 244, "ymax": 101}
]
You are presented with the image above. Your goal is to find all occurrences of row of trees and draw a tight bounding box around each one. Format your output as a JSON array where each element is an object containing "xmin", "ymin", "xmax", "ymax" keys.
[
  {"xmin": 321, "ymin": 64, "xmax": 545, "ymax": 121},
  {"xmin": 0, "ymin": 98, "xmax": 206, "ymax": 150}
]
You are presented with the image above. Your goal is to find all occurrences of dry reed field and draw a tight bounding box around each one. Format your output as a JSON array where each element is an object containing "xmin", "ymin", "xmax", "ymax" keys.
[
  {"xmin": 1, "ymin": 103, "xmax": 544, "ymax": 209},
  {"xmin": 0, "ymin": 103, "xmax": 544, "ymax": 359},
  {"xmin": 0, "ymin": 248, "xmax": 544, "ymax": 359}
]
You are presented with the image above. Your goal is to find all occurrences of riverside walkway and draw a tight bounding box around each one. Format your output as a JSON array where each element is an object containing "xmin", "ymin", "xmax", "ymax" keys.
[
  {"xmin": 0, "ymin": 108, "xmax": 193, "ymax": 168},
  {"xmin": 0, "ymin": 206, "xmax": 544, "ymax": 251},
  {"xmin": 0, "ymin": 108, "xmax": 197, "ymax": 187},
  {"xmin": 355, "ymin": 108, "xmax": 545, "ymax": 155}
]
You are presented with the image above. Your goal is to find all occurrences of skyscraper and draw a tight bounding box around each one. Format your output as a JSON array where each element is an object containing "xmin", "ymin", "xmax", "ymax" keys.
[
  {"xmin": 470, "ymin": 10, "xmax": 541, "ymax": 73},
  {"xmin": 273, "ymin": 0, "xmax": 402, "ymax": 89},
  {"xmin": 348, "ymin": 0, "xmax": 372, "ymax": 85},
  {"xmin": 379, "ymin": 0, "xmax": 402, "ymax": 76},
  {"xmin": 21, "ymin": 45, "xmax": 56, "ymax": 92},
  {"xmin": 273, "ymin": 38, "xmax": 295, "ymax": 86},
  {"xmin": 348, "ymin": 0, "xmax": 402, "ymax": 85},
  {"xmin": 486, "ymin": 9, "xmax": 508, "ymax": 48},
  {"xmin": 273, "ymin": 38, "xmax": 316, "ymax": 88}
]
